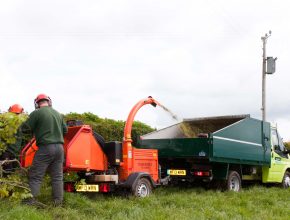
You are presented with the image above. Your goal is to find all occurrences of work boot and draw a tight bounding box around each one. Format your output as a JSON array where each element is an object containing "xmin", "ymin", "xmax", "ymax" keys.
[
  {"xmin": 21, "ymin": 197, "xmax": 47, "ymax": 209},
  {"xmin": 52, "ymin": 199, "xmax": 63, "ymax": 207}
]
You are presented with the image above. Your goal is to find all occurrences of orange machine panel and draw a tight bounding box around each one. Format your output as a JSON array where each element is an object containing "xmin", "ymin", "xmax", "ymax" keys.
[
  {"xmin": 65, "ymin": 125, "xmax": 108, "ymax": 171},
  {"xmin": 132, "ymin": 148, "xmax": 159, "ymax": 182},
  {"xmin": 21, "ymin": 125, "xmax": 108, "ymax": 172},
  {"xmin": 20, "ymin": 138, "xmax": 38, "ymax": 167},
  {"xmin": 119, "ymin": 147, "xmax": 159, "ymax": 182}
]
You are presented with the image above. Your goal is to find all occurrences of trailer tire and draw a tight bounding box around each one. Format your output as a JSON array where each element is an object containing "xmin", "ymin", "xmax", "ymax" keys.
[
  {"xmin": 132, "ymin": 178, "xmax": 152, "ymax": 197},
  {"xmin": 226, "ymin": 171, "xmax": 241, "ymax": 192},
  {"xmin": 281, "ymin": 171, "xmax": 290, "ymax": 188}
]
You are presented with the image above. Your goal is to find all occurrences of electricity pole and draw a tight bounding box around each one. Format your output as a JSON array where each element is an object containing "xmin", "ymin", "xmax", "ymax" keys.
[{"xmin": 261, "ymin": 30, "xmax": 277, "ymax": 122}]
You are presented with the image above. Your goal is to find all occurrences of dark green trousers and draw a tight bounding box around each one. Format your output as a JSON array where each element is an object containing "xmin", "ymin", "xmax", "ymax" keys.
[{"xmin": 29, "ymin": 144, "xmax": 64, "ymax": 202}]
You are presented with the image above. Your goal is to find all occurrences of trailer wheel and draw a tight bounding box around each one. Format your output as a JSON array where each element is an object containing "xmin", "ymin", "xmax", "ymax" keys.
[
  {"xmin": 133, "ymin": 178, "xmax": 152, "ymax": 197},
  {"xmin": 226, "ymin": 171, "xmax": 241, "ymax": 192},
  {"xmin": 281, "ymin": 171, "xmax": 290, "ymax": 188}
]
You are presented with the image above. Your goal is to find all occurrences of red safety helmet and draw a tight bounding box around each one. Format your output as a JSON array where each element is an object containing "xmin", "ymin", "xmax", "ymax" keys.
[
  {"xmin": 34, "ymin": 93, "xmax": 52, "ymax": 109},
  {"xmin": 8, "ymin": 104, "xmax": 24, "ymax": 114}
]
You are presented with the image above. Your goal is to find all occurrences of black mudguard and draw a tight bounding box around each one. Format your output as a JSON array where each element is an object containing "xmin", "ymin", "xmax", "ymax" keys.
[{"xmin": 120, "ymin": 172, "xmax": 157, "ymax": 190}]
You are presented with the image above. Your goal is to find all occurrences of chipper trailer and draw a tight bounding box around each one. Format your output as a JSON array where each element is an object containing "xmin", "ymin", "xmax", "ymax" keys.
[
  {"xmin": 20, "ymin": 96, "xmax": 165, "ymax": 197},
  {"xmin": 138, "ymin": 115, "xmax": 290, "ymax": 191}
]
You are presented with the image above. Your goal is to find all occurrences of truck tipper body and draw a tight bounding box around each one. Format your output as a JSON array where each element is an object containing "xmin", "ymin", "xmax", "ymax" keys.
[{"xmin": 138, "ymin": 115, "xmax": 290, "ymax": 190}]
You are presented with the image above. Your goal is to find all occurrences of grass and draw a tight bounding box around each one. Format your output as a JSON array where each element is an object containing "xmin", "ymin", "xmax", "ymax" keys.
[{"xmin": 0, "ymin": 185, "xmax": 289, "ymax": 220}]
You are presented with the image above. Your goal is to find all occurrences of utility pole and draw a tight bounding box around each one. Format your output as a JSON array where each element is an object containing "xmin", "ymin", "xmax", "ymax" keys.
[{"xmin": 261, "ymin": 30, "xmax": 277, "ymax": 122}]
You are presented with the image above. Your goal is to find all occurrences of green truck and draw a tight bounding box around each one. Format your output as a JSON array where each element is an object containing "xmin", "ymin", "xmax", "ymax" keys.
[{"xmin": 138, "ymin": 115, "xmax": 290, "ymax": 191}]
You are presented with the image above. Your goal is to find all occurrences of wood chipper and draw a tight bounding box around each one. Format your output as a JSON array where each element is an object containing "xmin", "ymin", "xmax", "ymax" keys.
[{"xmin": 20, "ymin": 96, "xmax": 162, "ymax": 197}]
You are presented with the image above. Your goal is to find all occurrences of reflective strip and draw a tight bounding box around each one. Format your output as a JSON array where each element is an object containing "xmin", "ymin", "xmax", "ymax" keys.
[{"xmin": 213, "ymin": 136, "xmax": 262, "ymax": 147}]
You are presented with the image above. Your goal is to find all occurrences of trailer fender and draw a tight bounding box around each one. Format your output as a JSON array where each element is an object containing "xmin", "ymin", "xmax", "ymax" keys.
[{"xmin": 121, "ymin": 172, "xmax": 156, "ymax": 190}]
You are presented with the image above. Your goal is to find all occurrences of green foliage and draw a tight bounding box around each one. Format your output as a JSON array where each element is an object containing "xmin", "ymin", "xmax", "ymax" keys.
[
  {"xmin": 0, "ymin": 113, "xmax": 31, "ymax": 200},
  {"xmin": 0, "ymin": 170, "xmax": 31, "ymax": 200},
  {"xmin": 63, "ymin": 172, "xmax": 79, "ymax": 182},
  {"xmin": 284, "ymin": 142, "xmax": 290, "ymax": 150},
  {"xmin": 0, "ymin": 113, "xmax": 28, "ymax": 155},
  {"xmin": 65, "ymin": 112, "xmax": 154, "ymax": 143}
]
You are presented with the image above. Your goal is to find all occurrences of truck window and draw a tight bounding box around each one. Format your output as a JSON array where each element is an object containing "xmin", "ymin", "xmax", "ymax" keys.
[
  {"xmin": 277, "ymin": 132, "xmax": 287, "ymax": 152},
  {"xmin": 272, "ymin": 129, "xmax": 289, "ymax": 158},
  {"xmin": 271, "ymin": 129, "xmax": 279, "ymax": 149}
]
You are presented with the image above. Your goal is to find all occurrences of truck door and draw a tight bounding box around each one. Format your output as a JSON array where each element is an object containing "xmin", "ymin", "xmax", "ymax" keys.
[{"xmin": 267, "ymin": 129, "xmax": 288, "ymax": 182}]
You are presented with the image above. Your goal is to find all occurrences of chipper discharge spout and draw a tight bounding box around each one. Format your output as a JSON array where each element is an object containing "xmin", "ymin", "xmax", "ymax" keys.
[
  {"xmin": 123, "ymin": 96, "xmax": 161, "ymax": 144},
  {"xmin": 121, "ymin": 96, "xmax": 161, "ymax": 181}
]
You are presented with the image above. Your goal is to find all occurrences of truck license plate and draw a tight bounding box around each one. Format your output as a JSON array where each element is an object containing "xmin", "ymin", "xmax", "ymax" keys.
[
  {"xmin": 76, "ymin": 184, "xmax": 99, "ymax": 192},
  {"xmin": 167, "ymin": 169, "xmax": 186, "ymax": 176}
]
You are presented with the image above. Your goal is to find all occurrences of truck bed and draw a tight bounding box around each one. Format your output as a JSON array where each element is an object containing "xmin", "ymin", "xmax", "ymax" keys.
[{"xmin": 138, "ymin": 115, "xmax": 271, "ymax": 166}]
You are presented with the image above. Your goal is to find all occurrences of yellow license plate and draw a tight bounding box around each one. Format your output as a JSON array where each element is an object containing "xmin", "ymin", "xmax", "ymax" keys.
[
  {"xmin": 167, "ymin": 169, "xmax": 186, "ymax": 176},
  {"xmin": 76, "ymin": 184, "xmax": 99, "ymax": 192}
]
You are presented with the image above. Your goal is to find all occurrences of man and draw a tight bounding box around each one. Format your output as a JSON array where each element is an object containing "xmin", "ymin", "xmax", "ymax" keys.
[
  {"xmin": 22, "ymin": 94, "xmax": 67, "ymax": 207},
  {"xmin": 0, "ymin": 104, "xmax": 24, "ymax": 174}
]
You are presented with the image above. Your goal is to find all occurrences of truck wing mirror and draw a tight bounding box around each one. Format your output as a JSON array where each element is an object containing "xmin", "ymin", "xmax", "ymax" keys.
[{"xmin": 263, "ymin": 135, "xmax": 269, "ymax": 141}]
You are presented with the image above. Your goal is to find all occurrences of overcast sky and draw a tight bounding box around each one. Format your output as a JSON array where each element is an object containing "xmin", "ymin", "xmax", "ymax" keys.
[{"xmin": 1, "ymin": 0, "xmax": 290, "ymax": 140}]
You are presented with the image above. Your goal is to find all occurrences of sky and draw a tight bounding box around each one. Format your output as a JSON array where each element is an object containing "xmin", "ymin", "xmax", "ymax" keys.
[{"xmin": 1, "ymin": 0, "xmax": 290, "ymax": 140}]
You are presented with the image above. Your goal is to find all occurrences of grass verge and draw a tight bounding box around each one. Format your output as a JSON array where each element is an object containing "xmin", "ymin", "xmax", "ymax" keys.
[{"xmin": 0, "ymin": 185, "xmax": 289, "ymax": 220}]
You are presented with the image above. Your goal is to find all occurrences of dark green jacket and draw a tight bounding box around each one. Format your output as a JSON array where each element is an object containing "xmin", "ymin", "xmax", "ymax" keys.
[{"xmin": 23, "ymin": 106, "xmax": 68, "ymax": 146}]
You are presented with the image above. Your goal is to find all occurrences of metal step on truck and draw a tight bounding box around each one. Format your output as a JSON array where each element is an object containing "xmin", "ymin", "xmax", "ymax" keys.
[{"xmin": 138, "ymin": 115, "xmax": 290, "ymax": 191}]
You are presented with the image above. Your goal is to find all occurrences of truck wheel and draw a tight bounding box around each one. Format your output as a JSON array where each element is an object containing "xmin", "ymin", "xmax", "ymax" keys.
[
  {"xmin": 133, "ymin": 178, "xmax": 152, "ymax": 197},
  {"xmin": 281, "ymin": 171, "xmax": 290, "ymax": 188},
  {"xmin": 226, "ymin": 171, "xmax": 241, "ymax": 192}
]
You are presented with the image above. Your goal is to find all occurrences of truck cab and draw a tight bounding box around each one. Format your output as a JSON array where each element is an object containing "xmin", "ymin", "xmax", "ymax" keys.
[{"xmin": 262, "ymin": 126, "xmax": 290, "ymax": 187}]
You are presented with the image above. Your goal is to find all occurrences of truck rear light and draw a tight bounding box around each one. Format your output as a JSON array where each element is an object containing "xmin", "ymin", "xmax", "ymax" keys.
[
  {"xmin": 192, "ymin": 171, "xmax": 210, "ymax": 177},
  {"xmin": 64, "ymin": 182, "xmax": 75, "ymax": 192},
  {"xmin": 99, "ymin": 183, "xmax": 110, "ymax": 192}
]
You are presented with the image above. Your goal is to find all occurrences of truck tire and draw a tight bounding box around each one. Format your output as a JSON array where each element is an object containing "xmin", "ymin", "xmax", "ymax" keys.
[
  {"xmin": 132, "ymin": 178, "xmax": 152, "ymax": 197},
  {"xmin": 281, "ymin": 171, "xmax": 290, "ymax": 188},
  {"xmin": 226, "ymin": 171, "xmax": 241, "ymax": 192}
]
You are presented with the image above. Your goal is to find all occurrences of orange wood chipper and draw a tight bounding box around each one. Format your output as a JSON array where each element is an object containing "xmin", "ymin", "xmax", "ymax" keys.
[{"xmin": 20, "ymin": 96, "xmax": 162, "ymax": 197}]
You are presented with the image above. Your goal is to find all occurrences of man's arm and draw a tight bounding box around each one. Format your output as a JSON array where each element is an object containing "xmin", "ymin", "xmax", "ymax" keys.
[
  {"xmin": 20, "ymin": 112, "xmax": 36, "ymax": 135},
  {"xmin": 20, "ymin": 120, "xmax": 32, "ymax": 134},
  {"xmin": 62, "ymin": 117, "xmax": 68, "ymax": 135}
]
